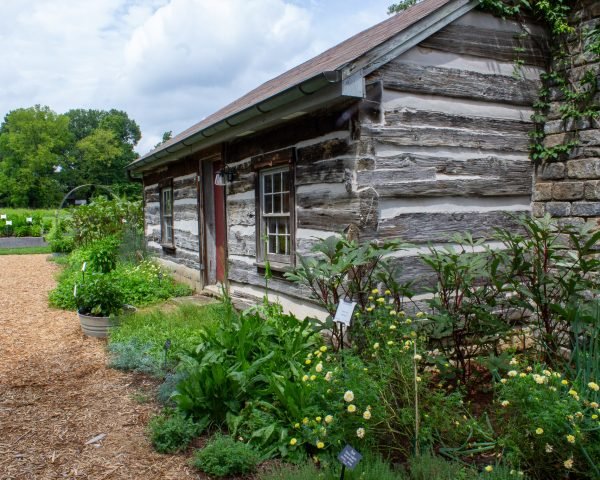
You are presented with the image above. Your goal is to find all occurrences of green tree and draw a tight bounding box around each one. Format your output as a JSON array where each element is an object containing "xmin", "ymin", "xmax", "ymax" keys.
[
  {"xmin": 0, "ymin": 105, "xmax": 72, "ymax": 207},
  {"xmin": 388, "ymin": 0, "xmax": 420, "ymax": 14}
]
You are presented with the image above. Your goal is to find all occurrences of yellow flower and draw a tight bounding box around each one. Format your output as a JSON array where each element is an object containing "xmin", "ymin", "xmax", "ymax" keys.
[
  {"xmin": 363, "ymin": 410, "xmax": 371, "ymax": 420},
  {"xmin": 410, "ymin": 331, "xmax": 417, "ymax": 338},
  {"xmin": 519, "ymin": 372, "xmax": 527, "ymax": 378},
  {"xmin": 290, "ymin": 438, "xmax": 297, "ymax": 446},
  {"xmin": 484, "ymin": 465, "xmax": 493, "ymax": 473},
  {"xmin": 377, "ymin": 297, "xmax": 385, "ymax": 304},
  {"xmin": 305, "ymin": 359, "xmax": 312, "ymax": 365},
  {"xmin": 416, "ymin": 312, "xmax": 425, "ymax": 318},
  {"xmin": 325, "ymin": 415, "xmax": 333, "ymax": 424},
  {"xmin": 509, "ymin": 358, "xmax": 519, "ymax": 365},
  {"xmin": 316, "ymin": 441, "xmax": 325, "ymax": 449},
  {"xmin": 325, "ymin": 371, "xmax": 333, "ymax": 381},
  {"xmin": 387, "ymin": 341, "xmax": 394, "ymax": 346},
  {"xmin": 500, "ymin": 379, "xmax": 507, "ymax": 384},
  {"xmin": 590, "ymin": 402, "xmax": 599, "ymax": 408},
  {"xmin": 371, "ymin": 288, "xmax": 379, "ymax": 294},
  {"xmin": 508, "ymin": 370, "xmax": 518, "ymax": 377},
  {"xmin": 347, "ymin": 404, "xmax": 357, "ymax": 413},
  {"xmin": 389, "ymin": 324, "xmax": 397, "ymax": 330},
  {"xmin": 416, "ymin": 376, "xmax": 422, "ymax": 382},
  {"xmin": 310, "ymin": 375, "xmax": 316, "ymax": 381},
  {"xmin": 319, "ymin": 346, "xmax": 327, "ymax": 352},
  {"xmin": 592, "ymin": 414, "xmax": 598, "ymax": 420},
  {"xmin": 501, "ymin": 400, "xmax": 510, "ymax": 407},
  {"xmin": 302, "ymin": 375, "xmax": 309, "ymax": 382},
  {"xmin": 535, "ymin": 428, "xmax": 544, "ymax": 435},
  {"xmin": 366, "ymin": 307, "xmax": 373, "ymax": 312},
  {"xmin": 368, "ymin": 296, "xmax": 374, "ymax": 301},
  {"xmin": 566, "ymin": 434, "xmax": 575, "ymax": 444},
  {"xmin": 315, "ymin": 416, "xmax": 322, "ymax": 422},
  {"xmin": 294, "ymin": 423, "xmax": 300, "ymax": 429},
  {"xmin": 561, "ymin": 379, "xmax": 569, "ymax": 385},
  {"xmin": 343, "ymin": 391, "xmax": 354, "ymax": 402},
  {"xmin": 588, "ymin": 382, "xmax": 599, "ymax": 391},
  {"xmin": 390, "ymin": 310, "xmax": 397, "ymax": 316},
  {"xmin": 356, "ymin": 427, "xmax": 365, "ymax": 439},
  {"xmin": 384, "ymin": 289, "xmax": 391, "ymax": 295},
  {"xmin": 564, "ymin": 458, "xmax": 574, "ymax": 469},
  {"xmin": 373, "ymin": 343, "xmax": 380, "ymax": 349},
  {"xmin": 302, "ymin": 417, "xmax": 309, "ymax": 425},
  {"xmin": 315, "ymin": 363, "xmax": 323, "ymax": 373},
  {"xmin": 413, "ymin": 354, "xmax": 422, "ymax": 361},
  {"xmin": 405, "ymin": 319, "xmax": 412, "ymax": 325}
]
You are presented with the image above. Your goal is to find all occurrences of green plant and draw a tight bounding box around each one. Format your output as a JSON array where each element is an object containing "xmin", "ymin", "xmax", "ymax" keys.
[
  {"xmin": 495, "ymin": 361, "xmax": 600, "ymax": 479},
  {"xmin": 420, "ymin": 233, "xmax": 512, "ymax": 385},
  {"xmin": 191, "ymin": 433, "xmax": 260, "ymax": 476},
  {"xmin": 148, "ymin": 408, "xmax": 207, "ymax": 453},
  {"xmin": 46, "ymin": 216, "xmax": 75, "ymax": 253},
  {"xmin": 495, "ymin": 215, "xmax": 600, "ymax": 366},
  {"xmin": 85, "ymin": 235, "xmax": 120, "ymax": 273},
  {"xmin": 285, "ymin": 236, "xmax": 412, "ymax": 349},
  {"xmin": 75, "ymin": 272, "xmax": 125, "ymax": 317}
]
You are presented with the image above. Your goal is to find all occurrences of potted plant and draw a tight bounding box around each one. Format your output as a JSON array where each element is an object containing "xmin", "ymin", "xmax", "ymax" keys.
[{"xmin": 75, "ymin": 272, "xmax": 126, "ymax": 337}]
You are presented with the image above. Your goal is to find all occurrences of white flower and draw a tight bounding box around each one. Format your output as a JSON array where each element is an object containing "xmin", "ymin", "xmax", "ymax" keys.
[
  {"xmin": 356, "ymin": 428, "xmax": 365, "ymax": 439},
  {"xmin": 508, "ymin": 370, "xmax": 518, "ymax": 377},
  {"xmin": 325, "ymin": 371, "xmax": 333, "ymax": 382},
  {"xmin": 362, "ymin": 410, "xmax": 371, "ymax": 420},
  {"xmin": 315, "ymin": 363, "xmax": 323, "ymax": 373},
  {"xmin": 413, "ymin": 354, "xmax": 422, "ymax": 361},
  {"xmin": 343, "ymin": 391, "xmax": 354, "ymax": 402}
]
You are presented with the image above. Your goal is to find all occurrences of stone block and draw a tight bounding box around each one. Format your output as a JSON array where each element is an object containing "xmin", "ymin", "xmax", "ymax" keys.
[
  {"xmin": 543, "ymin": 133, "xmax": 567, "ymax": 148},
  {"xmin": 585, "ymin": 180, "xmax": 600, "ymax": 200},
  {"xmin": 571, "ymin": 202, "xmax": 600, "ymax": 217},
  {"xmin": 533, "ymin": 183, "xmax": 553, "ymax": 201},
  {"xmin": 552, "ymin": 182, "xmax": 584, "ymax": 200},
  {"xmin": 567, "ymin": 158, "xmax": 600, "ymax": 179},
  {"xmin": 579, "ymin": 129, "xmax": 600, "ymax": 147},
  {"xmin": 543, "ymin": 120, "xmax": 565, "ymax": 135},
  {"xmin": 531, "ymin": 202, "xmax": 545, "ymax": 217},
  {"xmin": 539, "ymin": 162, "xmax": 565, "ymax": 180},
  {"xmin": 545, "ymin": 202, "xmax": 571, "ymax": 217}
]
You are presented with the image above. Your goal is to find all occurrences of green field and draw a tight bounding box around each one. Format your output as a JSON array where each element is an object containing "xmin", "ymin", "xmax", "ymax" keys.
[{"xmin": 0, "ymin": 246, "xmax": 52, "ymax": 255}]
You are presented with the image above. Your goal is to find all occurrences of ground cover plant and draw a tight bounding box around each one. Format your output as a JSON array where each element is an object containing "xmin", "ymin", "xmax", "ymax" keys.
[
  {"xmin": 0, "ymin": 246, "xmax": 51, "ymax": 255},
  {"xmin": 106, "ymin": 216, "xmax": 598, "ymax": 480},
  {"xmin": 0, "ymin": 208, "xmax": 54, "ymax": 237}
]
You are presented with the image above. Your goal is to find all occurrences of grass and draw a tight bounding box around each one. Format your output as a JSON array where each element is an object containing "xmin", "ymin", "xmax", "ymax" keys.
[
  {"xmin": 108, "ymin": 302, "xmax": 226, "ymax": 375},
  {"xmin": 0, "ymin": 246, "xmax": 52, "ymax": 255},
  {"xmin": 0, "ymin": 208, "xmax": 60, "ymax": 221}
]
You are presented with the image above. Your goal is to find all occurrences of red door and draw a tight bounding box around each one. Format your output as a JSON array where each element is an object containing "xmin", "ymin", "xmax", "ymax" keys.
[{"xmin": 213, "ymin": 164, "xmax": 226, "ymax": 283}]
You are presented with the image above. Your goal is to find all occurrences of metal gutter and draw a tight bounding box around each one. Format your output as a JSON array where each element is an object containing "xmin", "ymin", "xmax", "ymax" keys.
[{"xmin": 128, "ymin": 71, "xmax": 343, "ymax": 174}]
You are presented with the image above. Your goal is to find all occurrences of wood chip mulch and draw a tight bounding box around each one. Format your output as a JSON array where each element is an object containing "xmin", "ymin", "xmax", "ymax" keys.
[{"xmin": 0, "ymin": 255, "xmax": 200, "ymax": 479}]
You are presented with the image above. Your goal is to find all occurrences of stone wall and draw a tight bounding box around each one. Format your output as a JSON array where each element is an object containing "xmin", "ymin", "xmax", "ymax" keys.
[{"xmin": 533, "ymin": 0, "xmax": 600, "ymax": 227}]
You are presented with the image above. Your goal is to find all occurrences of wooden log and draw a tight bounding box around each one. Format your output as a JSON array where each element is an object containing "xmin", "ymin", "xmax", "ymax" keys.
[
  {"xmin": 295, "ymin": 157, "xmax": 357, "ymax": 185},
  {"xmin": 377, "ymin": 211, "xmax": 523, "ymax": 242},
  {"xmin": 227, "ymin": 199, "xmax": 256, "ymax": 226},
  {"xmin": 364, "ymin": 125, "xmax": 530, "ymax": 152},
  {"xmin": 384, "ymin": 109, "xmax": 532, "ymax": 133},
  {"xmin": 380, "ymin": 61, "xmax": 540, "ymax": 106},
  {"xmin": 296, "ymin": 138, "xmax": 353, "ymax": 164},
  {"xmin": 420, "ymin": 24, "xmax": 548, "ymax": 67},
  {"xmin": 373, "ymin": 153, "xmax": 531, "ymax": 178}
]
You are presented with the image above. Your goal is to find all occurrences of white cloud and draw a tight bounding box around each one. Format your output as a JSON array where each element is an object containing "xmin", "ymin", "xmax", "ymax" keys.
[{"xmin": 0, "ymin": 0, "xmax": 392, "ymax": 155}]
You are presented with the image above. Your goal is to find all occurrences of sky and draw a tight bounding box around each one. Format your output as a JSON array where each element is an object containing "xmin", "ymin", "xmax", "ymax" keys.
[{"xmin": 0, "ymin": 0, "xmax": 392, "ymax": 155}]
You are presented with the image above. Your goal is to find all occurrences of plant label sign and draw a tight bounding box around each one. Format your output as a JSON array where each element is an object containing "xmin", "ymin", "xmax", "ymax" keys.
[
  {"xmin": 0, "ymin": 214, "xmax": 5, "ymax": 219},
  {"xmin": 334, "ymin": 300, "xmax": 356, "ymax": 327},
  {"xmin": 26, "ymin": 217, "xmax": 33, "ymax": 223},
  {"xmin": 338, "ymin": 444, "xmax": 362, "ymax": 469},
  {"xmin": 5, "ymin": 220, "xmax": 12, "ymax": 226}
]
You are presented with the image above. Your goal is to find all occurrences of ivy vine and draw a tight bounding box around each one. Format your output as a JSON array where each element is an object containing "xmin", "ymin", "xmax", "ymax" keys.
[{"xmin": 479, "ymin": 0, "xmax": 599, "ymax": 164}]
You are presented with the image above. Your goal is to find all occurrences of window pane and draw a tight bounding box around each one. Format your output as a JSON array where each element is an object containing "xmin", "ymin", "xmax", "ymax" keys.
[
  {"xmin": 264, "ymin": 174, "xmax": 272, "ymax": 194},
  {"xmin": 282, "ymin": 191, "xmax": 289, "ymax": 213},
  {"xmin": 264, "ymin": 193, "xmax": 272, "ymax": 214},
  {"xmin": 273, "ymin": 192, "xmax": 281, "ymax": 213},
  {"xmin": 273, "ymin": 172, "xmax": 281, "ymax": 193}
]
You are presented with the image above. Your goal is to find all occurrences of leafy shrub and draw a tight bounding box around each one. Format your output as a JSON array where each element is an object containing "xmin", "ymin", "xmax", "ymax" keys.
[
  {"xmin": 47, "ymin": 216, "xmax": 75, "ymax": 253},
  {"xmin": 75, "ymin": 272, "xmax": 125, "ymax": 317},
  {"xmin": 495, "ymin": 360, "xmax": 600, "ymax": 478},
  {"xmin": 191, "ymin": 434, "xmax": 260, "ymax": 476},
  {"xmin": 85, "ymin": 235, "xmax": 120, "ymax": 273},
  {"xmin": 157, "ymin": 371, "xmax": 189, "ymax": 405},
  {"xmin": 0, "ymin": 209, "xmax": 52, "ymax": 238},
  {"xmin": 148, "ymin": 408, "xmax": 207, "ymax": 453},
  {"xmin": 70, "ymin": 196, "xmax": 142, "ymax": 247}
]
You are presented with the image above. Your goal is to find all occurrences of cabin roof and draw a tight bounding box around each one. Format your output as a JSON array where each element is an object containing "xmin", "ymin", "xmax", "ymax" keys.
[{"xmin": 129, "ymin": 0, "xmax": 475, "ymax": 173}]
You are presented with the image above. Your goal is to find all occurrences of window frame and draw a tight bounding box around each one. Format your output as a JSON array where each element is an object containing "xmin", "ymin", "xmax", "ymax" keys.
[
  {"xmin": 159, "ymin": 180, "xmax": 175, "ymax": 249},
  {"xmin": 254, "ymin": 149, "xmax": 296, "ymax": 268}
]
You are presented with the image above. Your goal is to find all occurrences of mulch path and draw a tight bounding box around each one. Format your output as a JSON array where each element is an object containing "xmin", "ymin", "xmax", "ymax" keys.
[{"xmin": 0, "ymin": 255, "xmax": 199, "ymax": 479}]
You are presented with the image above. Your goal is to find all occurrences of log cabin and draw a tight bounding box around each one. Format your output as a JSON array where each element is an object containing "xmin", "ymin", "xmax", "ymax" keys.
[{"xmin": 127, "ymin": 0, "xmax": 549, "ymax": 318}]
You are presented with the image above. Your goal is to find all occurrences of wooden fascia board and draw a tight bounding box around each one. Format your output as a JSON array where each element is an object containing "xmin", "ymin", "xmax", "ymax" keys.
[{"xmin": 341, "ymin": 0, "xmax": 478, "ymax": 80}]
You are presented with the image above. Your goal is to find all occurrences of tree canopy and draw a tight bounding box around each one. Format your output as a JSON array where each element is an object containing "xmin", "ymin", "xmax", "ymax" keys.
[{"xmin": 0, "ymin": 105, "xmax": 141, "ymax": 208}]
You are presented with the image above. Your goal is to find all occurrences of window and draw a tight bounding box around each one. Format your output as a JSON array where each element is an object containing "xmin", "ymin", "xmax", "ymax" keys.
[
  {"xmin": 160, "ymin": 184, "xmax": 174, "ymax": 246},
  {"xmin": 259, "ymin": 166, "xmax": 294, "ymax": 264}
]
